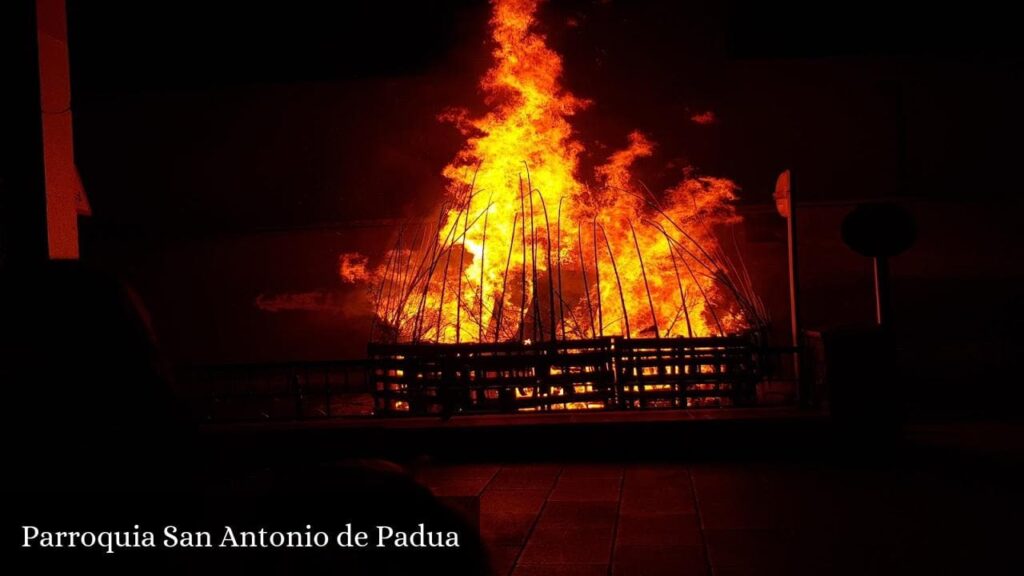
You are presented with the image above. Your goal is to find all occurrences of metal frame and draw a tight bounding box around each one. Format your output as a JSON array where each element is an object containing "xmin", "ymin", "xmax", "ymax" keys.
[{"xmin": 369, "ymin": 335, "xmax": 760, "ymax": 415}]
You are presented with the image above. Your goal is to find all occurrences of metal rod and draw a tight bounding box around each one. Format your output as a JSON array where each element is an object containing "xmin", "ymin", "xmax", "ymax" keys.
[
  {"xmin": 536, "ymin": 188, "xmax": 558, "ymax": 342},
  {"xmin": 873, "ymin": 256, "xmax": 890, "ymax": 327},
  {"xmin": 454, "ymin": 179, "xmax": 478, "ymax": 343},
  {"xmin": 676, "ymin": 234, "xmax": 724, "ymax": 336},
  {"xmin": 652, "ymin": 221, "xmax": 724, "ymax": 336},
  {"xmin": 664, "ymin": 229, "xmax": 693, "ymax": 337},
  {"xmin": 592, "ymin": 218, "xmax": 604, "ymax": 337},
  {"xmin": 436, "ymin": 215, "xmax": 457, "ymax": 343},
  {"xmin": 412, "ymin": 203, "xmax": 459, "ymax": 341},
  {"xmin": 371, "ymin": 229, "xmax": 398, "ymax": 342},
  {"xmin": 599, "ymin": 223, "xmax": 630, "ymax": 338},
  {"xmin": 785, "ymin": 176, "xmax": 803, "ymax": 403},
  {"xmin": 525, "ymin": 168, "xmax": 541, "ymax": 342},
  {"xmin": 629, "ymin": 220, "xmax": 660, "ymax": 338},
  {"xmin": 519, "ymin": 177, "xmax": 527, "ymax": 342},
  {"xmin": 577, "ymin": 223, "xmax": 596, "ymax": 339},
  {"xmin": 556, "ymin": 198, "xmax": 567, "ymax": 340},
  {"xmin": 479, "ymin": 195, "xmax": 491, "ymax": 343},
  {"xmin": 495, "ymin": 212, "xmax": 519, "ymax": 342}
]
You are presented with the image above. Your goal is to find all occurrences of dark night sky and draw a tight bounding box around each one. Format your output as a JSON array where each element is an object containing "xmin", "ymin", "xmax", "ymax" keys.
[
  {"xmin": 66, "ymin": 1, "xmax": 480, "ymax": 91},
  {"xmin": 68, "ymin": 1, "xmax": 1022, "ymax": 90},
  {"xmin": 66, "ymin": 0, "xmax": 1024, "ymax": 238}
]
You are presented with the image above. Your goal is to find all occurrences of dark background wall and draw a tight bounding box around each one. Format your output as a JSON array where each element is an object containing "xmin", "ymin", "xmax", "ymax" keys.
[{"xmin": 65, "ymin": 0, "xmax": 1024, "ymax": 409}]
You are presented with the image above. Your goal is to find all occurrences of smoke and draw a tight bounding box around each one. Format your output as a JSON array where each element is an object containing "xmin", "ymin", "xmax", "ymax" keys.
[{"xmin": 690, "ymin": 111, "xmax": 717, "ymax": 125}]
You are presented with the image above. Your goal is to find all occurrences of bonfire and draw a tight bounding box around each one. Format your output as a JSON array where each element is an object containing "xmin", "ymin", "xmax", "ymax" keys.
[{"xmin": 370, "ymin": 0, "xmax": 765, "ymax": 345}]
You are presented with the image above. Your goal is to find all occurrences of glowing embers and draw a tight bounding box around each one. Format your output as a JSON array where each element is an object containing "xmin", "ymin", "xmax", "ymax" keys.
[
  {"xmin": 370, "ymin": 338, "xmax": 615, "ymax": 415},
  {"xmin": 514, "ymin": 382, "xmax": 609, "ymax": 412},
  {"xmin": 613, "ymin": 336, "xmax": 756, "ymax": 409},
  {"xmin": 369, "ymin": 336, "xmax": 758, "ymax": 415}
]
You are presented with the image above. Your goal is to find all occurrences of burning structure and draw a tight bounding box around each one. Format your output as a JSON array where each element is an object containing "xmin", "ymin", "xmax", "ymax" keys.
[
  {"xmin": 368, "ymin": 0, "xmax": 769, "ymax": 414},
  {"xmin": 372, "ymin": 0, "xmax": 764, "ymax": 345}
]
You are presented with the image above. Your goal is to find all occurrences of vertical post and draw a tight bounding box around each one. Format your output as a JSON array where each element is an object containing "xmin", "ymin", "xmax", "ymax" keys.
[
  {"xmin": 873, "ymin": 256, "xmax": 891, "ymax": 327},
  {"xmin": 786, "ymin": 187, "xmax": 802, "ymax": 404},
  {"xmin": 776, "ymin": 169, "xmax": 804, "ymax": 406}
]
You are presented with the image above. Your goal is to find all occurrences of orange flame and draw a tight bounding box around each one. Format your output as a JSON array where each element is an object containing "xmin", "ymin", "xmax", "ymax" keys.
[
  {"xmin": 373, "ymin": 0, "xmax": 748, "ymax": 344},
  {"xmin": 339, "ymin": 252, "xmax": 370, "ymax": 284}
]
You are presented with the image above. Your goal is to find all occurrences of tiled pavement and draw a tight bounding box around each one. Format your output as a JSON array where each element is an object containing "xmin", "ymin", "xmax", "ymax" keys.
[{"xmin": 415, "ymin": 455, "xmax": 1021, "ymax": 576}]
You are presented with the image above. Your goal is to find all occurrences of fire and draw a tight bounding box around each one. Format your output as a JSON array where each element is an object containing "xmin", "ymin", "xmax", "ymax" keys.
[
  {"xmin": 372, "ymin": 0, "xmax": 757, "ymax": 344},
  {"xmin": 339, "ymin": 252, "xmax": 370, "ymax": 284}
]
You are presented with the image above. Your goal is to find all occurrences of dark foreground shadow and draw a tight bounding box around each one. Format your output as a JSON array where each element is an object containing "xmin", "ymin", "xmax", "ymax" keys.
[{"xmin": 2, "ymin": 262, "xmax": 486, "ymax": 575}]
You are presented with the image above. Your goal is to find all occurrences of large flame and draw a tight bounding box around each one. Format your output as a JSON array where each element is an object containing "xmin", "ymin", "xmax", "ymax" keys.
[{"xmin": 373, "ymin": 0, "xmax": 750, "ymax": 344}]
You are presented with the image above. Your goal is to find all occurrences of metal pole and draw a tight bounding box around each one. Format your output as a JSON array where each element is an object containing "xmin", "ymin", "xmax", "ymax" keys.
[
  {"xmin": 786, "ymin": 177, "xmax": 804, "ymax": 406},
  {"xmin": 873, "ymin": 256, "xmax": 891, "ymax": 327}
]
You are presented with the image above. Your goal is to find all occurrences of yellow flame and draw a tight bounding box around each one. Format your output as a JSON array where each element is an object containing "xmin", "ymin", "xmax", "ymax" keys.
[{"xmin": 376, "ymin": 0, "xmax": 744, "ymax": 344}]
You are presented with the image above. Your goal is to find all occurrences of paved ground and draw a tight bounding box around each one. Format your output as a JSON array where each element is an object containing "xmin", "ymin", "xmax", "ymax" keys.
[{"xmin": 414, "ymin": 426, "xmax": 1023, "ymax": 576}]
